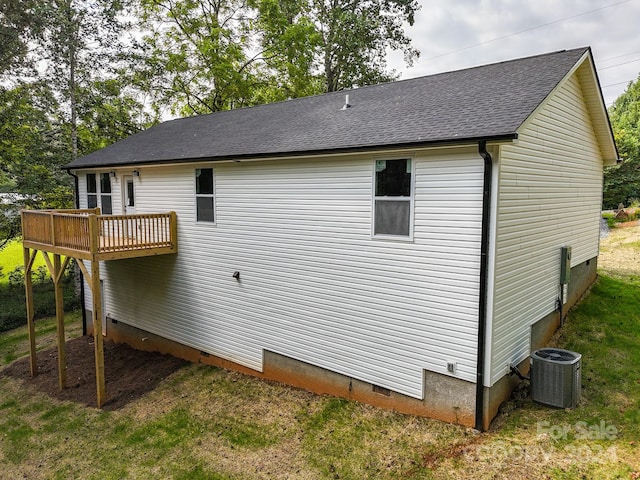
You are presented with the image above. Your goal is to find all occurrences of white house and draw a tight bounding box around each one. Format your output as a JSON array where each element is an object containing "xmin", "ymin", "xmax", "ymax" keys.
[{"xmin": 60, "ymin": 47, "xmax": 617, "ymax": 429}]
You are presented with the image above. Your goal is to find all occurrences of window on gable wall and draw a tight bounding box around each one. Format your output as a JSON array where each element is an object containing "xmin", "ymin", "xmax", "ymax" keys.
[
  {"xmin": 195, "ymin": 168, "xmax": 215, "ymax": 222},
  {"xmin": 373, "ymin": 159, "xmax": 413, "ymax": 237}
]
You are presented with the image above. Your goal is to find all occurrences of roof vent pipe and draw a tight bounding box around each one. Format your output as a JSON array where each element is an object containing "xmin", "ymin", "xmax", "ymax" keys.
[{"xmin": 341, "ymin": 94, "xmax": 351, "ymax": 110}]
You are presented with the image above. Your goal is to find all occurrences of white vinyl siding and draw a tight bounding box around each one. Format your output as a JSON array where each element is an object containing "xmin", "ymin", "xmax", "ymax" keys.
[
  {"xmin": 89, "ymin": 151, "xmax": 484, "ymax": 399},
  {"xmin": 489, "ymin": 72, "xmax": 604, "ymax": 385},
  {"xmin": 78, "ymin": 171, "xmax": 125, "ymax": 310}
]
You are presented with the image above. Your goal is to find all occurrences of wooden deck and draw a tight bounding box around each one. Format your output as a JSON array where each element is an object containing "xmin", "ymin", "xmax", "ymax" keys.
[
  {"xmin": 21, "ymin": 208, "xmax": 178, "ymax": 261},
  {"xmin": 20, "ymin": 208, "xmax": 178, "ymax": 408}
]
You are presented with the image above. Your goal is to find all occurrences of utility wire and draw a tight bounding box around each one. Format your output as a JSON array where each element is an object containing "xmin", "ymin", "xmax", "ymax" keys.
[
  {"xmin": 599, "ymin": 50, "xmax": 640, "ymax": 63},
  {"xmin": 602, "ymin": 79, "xmax": 636, "ymax": 88},
  {"xmin": 418, "ymin": 0, "xmax": 633, "ymax": 63},
  {"xmin": 599, "ymin": 58, "xmax": 640, "ymax": 70}
]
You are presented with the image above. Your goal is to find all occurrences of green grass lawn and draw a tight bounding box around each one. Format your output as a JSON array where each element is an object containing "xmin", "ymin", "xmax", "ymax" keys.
[
  {"xmin": 0, "ymin": 229, "xmax": 639, "ymax": 478},
  {"xmin": 0, "ymin": 273, "xmax": 637, "ymax": 479},
  {"xmin": 0, "ymin": 240, "xmax": 47, "ymax": 285}
]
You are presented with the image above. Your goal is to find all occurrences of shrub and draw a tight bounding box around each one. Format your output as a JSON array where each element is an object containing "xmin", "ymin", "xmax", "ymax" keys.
[{"xmin": 0, "ymin": 266, "xmax": 81, "ymax": 333}]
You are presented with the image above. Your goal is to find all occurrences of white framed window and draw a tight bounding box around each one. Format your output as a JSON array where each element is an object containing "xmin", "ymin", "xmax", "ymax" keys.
[
  {"xmin": 195, "ymin": 168, "xmax": 215, "ymax": 222},
  {"xmin": 86, "ymin": 173, "xmax": 97, "ymax": 208},
  {"xmin": 86, "ymin": 172, "xmax": 113, "ymax": 214},
  {"xmin": 99, "ymin": 172, "xmax": 112, "ymax": 214},
  {"xmin": 373, "ymin": 158, "xmax": 413, "ymax": 238}
]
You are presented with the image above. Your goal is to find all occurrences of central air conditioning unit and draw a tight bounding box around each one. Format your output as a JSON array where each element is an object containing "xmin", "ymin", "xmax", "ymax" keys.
[{"xmin": 530, "ymin": 348, "xmax": 581, "ymax": 408}]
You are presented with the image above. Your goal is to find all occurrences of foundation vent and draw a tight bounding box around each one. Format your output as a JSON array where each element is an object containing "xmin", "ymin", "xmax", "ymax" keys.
[{"xmin": 372, "ymin": 384, "xmax": 391, "ymax": 396}]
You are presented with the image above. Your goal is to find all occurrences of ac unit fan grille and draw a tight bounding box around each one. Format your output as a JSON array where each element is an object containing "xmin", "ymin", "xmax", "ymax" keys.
[{"xmin": 534, "ymin": 348, "xmax": 579, "ymax": 363}]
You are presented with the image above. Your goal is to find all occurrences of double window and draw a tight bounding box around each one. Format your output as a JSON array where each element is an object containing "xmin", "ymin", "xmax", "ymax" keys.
[
  {"xmin": 195, "ymin": 168, "xmax": 215, "ymax": 222},
  {"xmin": 86, "ymin": 173, "xmax": 112, "ymax": 214},
  {"xmin": 373, "ymin": 159, "xmax": 413, "ymax": 237}
]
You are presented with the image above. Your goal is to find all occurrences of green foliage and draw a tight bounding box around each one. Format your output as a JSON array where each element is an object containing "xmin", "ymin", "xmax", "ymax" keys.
[
  {"xmin": 313, "ymin": 0, "xmax": 420, "ymax": 92},
  {"xmin": 0, "ymin": 83, "xmax": 73, "ymax": 247},
  {"xmin": 38, "ymin": 0, "xmax": 136, "ymax": 160},
  {"xmin": 136, "ymin": 0, "xmax": 266, "ymax": 115},
  {"xmin": 135, "ymin": 0, "xmax": 420, "ymax": 115},
  {"xmin": 602, "ymin": 210, "xmax": 638, "ymax": 229},
  {"xmin": 604, "ymin": 74, "xmax": 640, "ymax": 209},
  {"xmin": 255, "ymin": 0, "xmax": 419, "ymax": 94},
  {"xmin": 76, "ymin": 78, "xmax": 155, "ymax": 153},
  {"xmin": 0, "ymin": 0, "xmax": 47, "ymax": 75},
  {"xmin": 0, "ymin": 259, "xmax": 80, "ymax": 333}
]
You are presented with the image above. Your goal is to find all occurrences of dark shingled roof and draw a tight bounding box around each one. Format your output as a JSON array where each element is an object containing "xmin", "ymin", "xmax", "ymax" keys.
[{"xmin": 66, "ymin": 47, "xmax": 591, "ymax": 169}]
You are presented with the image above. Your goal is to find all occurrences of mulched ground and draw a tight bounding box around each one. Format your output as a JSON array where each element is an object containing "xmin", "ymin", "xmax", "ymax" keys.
[{"xmin": 0, "ymin": 336, "xmax": 188, "ymax": 410}]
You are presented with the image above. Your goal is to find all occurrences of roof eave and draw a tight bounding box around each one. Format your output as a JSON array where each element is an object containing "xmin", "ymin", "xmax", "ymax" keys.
[
  {"xmin": 576, "ymin": 51, "xmax": 620, "ymax": 165},
  {"xmin": 64, "ymin": 133, "xmax": 519, "ymax": 171}
]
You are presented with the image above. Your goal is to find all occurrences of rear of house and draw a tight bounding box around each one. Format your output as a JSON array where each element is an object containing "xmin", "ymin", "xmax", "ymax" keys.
[{"xmin": 64, "ymin": 47, "xmax": 617, "ymax": 429}]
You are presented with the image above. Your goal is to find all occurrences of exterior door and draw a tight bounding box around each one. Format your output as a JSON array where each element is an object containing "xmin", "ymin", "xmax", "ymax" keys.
[{"xmin": 123, "ymin": 176, "xmax": 135, "ymax": 215}]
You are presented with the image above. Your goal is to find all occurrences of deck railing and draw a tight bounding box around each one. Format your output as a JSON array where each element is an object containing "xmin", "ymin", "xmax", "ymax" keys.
[{"xmin": 21, "ymin": 209, "xmax": 177, "ymax": 258}]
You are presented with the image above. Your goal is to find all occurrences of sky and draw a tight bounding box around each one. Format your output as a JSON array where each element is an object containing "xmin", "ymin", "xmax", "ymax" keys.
[{"xmin": 388, "ymin": 0, "xmax": 640, "ymax": 107}]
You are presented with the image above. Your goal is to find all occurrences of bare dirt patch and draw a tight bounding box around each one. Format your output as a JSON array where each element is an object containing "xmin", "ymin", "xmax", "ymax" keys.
[{"xmin": 0, "ymin": 336, "xmax": 187, "ymax": 410}]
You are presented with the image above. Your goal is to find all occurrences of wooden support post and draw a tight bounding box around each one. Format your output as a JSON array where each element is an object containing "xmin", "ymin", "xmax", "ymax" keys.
[
  {"xmin": 170, "ymin": 211, "xmax": 178, "ymax": 250},
  {"xmin": 23, "ymin": 247, "xmax": 37, "ymax": 377},
  {"xmin": 91, "ymin": 259, "xmax": 106, "ymax": 408},
  {"xmin": 54, "ymin": 254, "xmax": 66, "ymax": 390}
]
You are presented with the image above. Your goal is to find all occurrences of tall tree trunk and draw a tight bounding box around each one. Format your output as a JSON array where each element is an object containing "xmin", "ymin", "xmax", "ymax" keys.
[{"xmin": 67, "ymin": 1, "xmax": 78, "ymax": 161}]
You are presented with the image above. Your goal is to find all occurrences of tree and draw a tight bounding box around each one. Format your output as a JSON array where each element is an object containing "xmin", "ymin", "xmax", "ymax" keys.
[
  {"xmin": 252, "ymin": 0, "xmax": 324, "ymax": 100},
  {"xmin": 39, "ymin": 0, "xmax": 130, "ymax": 161},
  {"xmin": 257, "ymin": 0, "xmax": 420, "ymax": 93},
  {"xmin": 135, "ymin": 0, "xmax": 267, "ymax": 116},
  {"xmin": 0, "ymin": 0, "xmax": 47, "ymax": 76},
  {"xmin": 76, "ymin": 79, "xmax": 155, "ymax": 154},
  {"xmin": 0, "ymin": 1, "xmax": 146, "ymax": 247},
  {"xmin": 135, "ymin": 0, "xmax": 420, "ymax": 115},
  {"xmin": 0, "ymin": 83, "xmax": 73, "ymax": 248},
  {"xmin": 604, "ymin": 74, "xmax": 640, "ymax": 209}
]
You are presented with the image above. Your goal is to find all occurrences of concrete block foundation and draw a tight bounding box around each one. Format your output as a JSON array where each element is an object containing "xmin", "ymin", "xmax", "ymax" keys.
[{"xmin": 83, "ymin": 256, "xmax": 597, "ymax": 430}]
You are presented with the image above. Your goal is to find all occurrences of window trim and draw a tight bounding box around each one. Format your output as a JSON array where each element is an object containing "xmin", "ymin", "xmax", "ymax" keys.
[
  {"xmin": 371, "ymin": 157, "xmax": 415, "ymax": 241},
  {"xmin": 194, "ymin": 167, "xmax": 216, "ymax": 224},
  {"xmin": 86, "ymin": 172, "xmax": 115, "ymax": 214},
  {"xmin": 86, "ymin": 173, "xmax": 97, "ymax": 209},
  {"xmin": 99, "ymin": 172, "xmax": 112, "ymax": 215}
]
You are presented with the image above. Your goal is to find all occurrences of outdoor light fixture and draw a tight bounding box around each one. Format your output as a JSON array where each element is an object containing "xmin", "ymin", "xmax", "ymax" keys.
[
  {"xmin": 109, "ymin": 170, "xmax": 116, "ymax": 178},
  {"xmin": 133, "ymin": 170, "xmax": 140, "ymax": 177}
]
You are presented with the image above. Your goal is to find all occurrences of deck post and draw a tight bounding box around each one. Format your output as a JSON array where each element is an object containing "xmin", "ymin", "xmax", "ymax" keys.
[
  {"xmin": 88, "ymin": 214, "xmax": 98, "ymax": 255},
  {"xmin": 90, "ymin": 258, "xmax": 106, "ymax": 408},
  {"xmin": 54, "ymin": 254, "xmax": 66, "ymax": 390},
  {"xmin": 23, "ymin": 246, "xmax": 37, "ymax": 377},
  {"xmin": 170, "ymin": 211, "xmax": 178, "ymax": 249}
]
